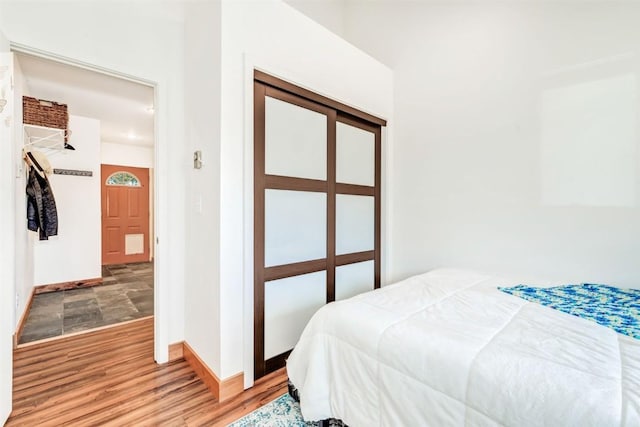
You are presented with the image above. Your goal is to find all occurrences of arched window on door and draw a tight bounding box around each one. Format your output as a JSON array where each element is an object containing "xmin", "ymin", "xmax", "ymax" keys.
[{"xmin": 105, "ymin": 171, "xmax": 141, "ymax": 187}]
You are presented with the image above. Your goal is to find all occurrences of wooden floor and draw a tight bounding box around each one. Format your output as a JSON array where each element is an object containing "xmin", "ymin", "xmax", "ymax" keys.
[{"xmin": 7, "ymin": 317, "xmax": 288, "ymax": 426}]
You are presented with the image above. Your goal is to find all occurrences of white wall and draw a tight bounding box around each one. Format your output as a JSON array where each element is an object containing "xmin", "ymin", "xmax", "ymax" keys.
[
  {"xmin": 344, "ymin": 2, "xmax": 640, "ymax": 287},
  {"xmin": 0, "ymin": 0, "xmax": 187, "ymax": 362},
  {"xmin": 220, "ymin": 0, "xmax": 393, "ymax": 384},
  {"xmin": 284, "ymin": 0, "xmax": 346, "ymax": 38},
  {"xmin": 101, "ymin": 141, "xmax": 154, "ymax": 169},
  {"xmin": 32, "ymin": 115, "xmax": 101, "ymax": 285},
  {"xmin": 0, "ymin": 34, "xmax": 15, "ymax": 425},
  {"xmin": 183, "ymin": 0, "xmax": 223, "ymax": 376}
]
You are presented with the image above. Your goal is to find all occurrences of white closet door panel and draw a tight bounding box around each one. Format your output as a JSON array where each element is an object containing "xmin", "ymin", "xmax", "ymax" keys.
[
  {"xmin": 336, "ymin": 194, "xmax": 374, "ymax": 255},
  {"xmin": 335, "ymin": 260, "xmax": 375, "ymax": 301},
  {"xmin": 265, "ymin": 189, "xmax": 326, "ymax": 267},
  {"xmin": 265, "ymin": 271, "xmax": 326, "ymax": 359},
  {"xmin": 336, "ymin": 122, "xmax": 375, "ymax": 186},
  {"xmin": 265, "ymin": 96, "xmax": 327, "ymax": 180}
]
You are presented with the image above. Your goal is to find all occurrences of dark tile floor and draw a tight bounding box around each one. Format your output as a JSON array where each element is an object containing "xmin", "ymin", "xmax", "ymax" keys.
[{"xmin": 19, "ymin": 262, "xmax": 154, "ymax": 344}]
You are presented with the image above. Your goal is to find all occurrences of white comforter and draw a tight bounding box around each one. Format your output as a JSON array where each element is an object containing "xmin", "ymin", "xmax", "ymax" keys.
[{"xmin": 286, "ymin": 269, "xmax": 640, "ymax": 427}]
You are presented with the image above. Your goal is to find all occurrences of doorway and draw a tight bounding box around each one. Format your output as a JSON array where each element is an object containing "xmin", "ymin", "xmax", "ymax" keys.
[
  {"xmin": 12, "ymin": 51, "xmax": 157, "ymax": 345},
  {"xmin": 101, "ymin": 164, "xmax": 151, "ymax": 265}
]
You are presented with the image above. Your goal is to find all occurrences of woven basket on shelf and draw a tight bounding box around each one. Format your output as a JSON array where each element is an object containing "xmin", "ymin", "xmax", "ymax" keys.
[{"xmin": 23, "ymin": 96, "xmax": 69, "ymax": 140}]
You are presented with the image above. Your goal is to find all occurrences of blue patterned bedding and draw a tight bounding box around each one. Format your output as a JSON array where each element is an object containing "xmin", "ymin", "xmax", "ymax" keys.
[{"xmin": 498, "ymin": 284, "xmax": 640, "ymax": 339}]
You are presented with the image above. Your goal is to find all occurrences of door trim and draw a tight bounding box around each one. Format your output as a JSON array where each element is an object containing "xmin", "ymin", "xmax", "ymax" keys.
[
  {"xmin": 8, "ymin": 42, "xmax": 167, "ymax": 364},
  {"xmin": 254, "ymin": 70, "xmax": 386, "ymax": 127}
]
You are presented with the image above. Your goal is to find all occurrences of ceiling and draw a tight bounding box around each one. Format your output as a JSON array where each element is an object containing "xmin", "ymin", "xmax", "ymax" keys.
[{"xmin": 15, "ymin": 52, "xmax": 154, "ymax": 147}]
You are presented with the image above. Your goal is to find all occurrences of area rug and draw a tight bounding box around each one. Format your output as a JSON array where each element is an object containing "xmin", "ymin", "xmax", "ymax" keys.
[{"xmin": 227, "ymin": 393, "xmax": 319, "ymax": 426}]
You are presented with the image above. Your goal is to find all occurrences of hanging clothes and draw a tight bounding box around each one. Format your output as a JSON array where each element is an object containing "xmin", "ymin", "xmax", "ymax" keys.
[{"xmin": 26, "ymin": 165, "xmax": 58, "ymax": 240}]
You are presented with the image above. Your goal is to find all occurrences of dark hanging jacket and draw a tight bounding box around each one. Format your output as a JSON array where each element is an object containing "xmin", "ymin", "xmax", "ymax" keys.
[{"xmin": 26, "ymin": 167, "xmax": 58, "ymax": 240}]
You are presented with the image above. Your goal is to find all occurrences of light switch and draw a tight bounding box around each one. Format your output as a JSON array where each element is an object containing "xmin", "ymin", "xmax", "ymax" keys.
[{"xmin": 194, "ymin": 150, "xmax": 203, "ymax": 169}]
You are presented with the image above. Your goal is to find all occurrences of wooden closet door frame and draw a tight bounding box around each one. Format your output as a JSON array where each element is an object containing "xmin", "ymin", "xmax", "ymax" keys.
[
  {"xmin": 334, "ymin": 115, "xmax": 383, "ymax": 290},
  {"xmin": 253, "ymin": 71, "xmax": 386, "ymax": 379}
]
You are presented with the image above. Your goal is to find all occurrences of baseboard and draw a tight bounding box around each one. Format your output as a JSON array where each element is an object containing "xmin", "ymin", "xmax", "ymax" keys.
[
  {"xmin": 219, "ymin": 371, "xmax": 245, "ymax": 402},
  {"xmin": 34, "ymin": 277, "xmax": 103, "ymax": 294},
  {"xmin": 13, "ymin": 287, "xmax": 36, "ymax": 348},
  {"xmin": 168, "ymin": 341, "xmax": 184, "ymax": 361},
  {"xmin": 183, "ymin": 341, "xmax": 220, "ymax": 399},
  {"xmin": 182, "ymin": 341, "xmax": 244, "ymax": 402}
]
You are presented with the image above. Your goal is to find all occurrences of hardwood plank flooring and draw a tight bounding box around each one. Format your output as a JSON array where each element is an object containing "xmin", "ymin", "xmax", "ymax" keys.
[{"xmin": 7, "ymin": 316, "xmax": 288, "ymax": 426}]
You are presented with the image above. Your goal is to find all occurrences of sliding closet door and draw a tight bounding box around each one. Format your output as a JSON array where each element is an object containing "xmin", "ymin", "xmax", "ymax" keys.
[
  {"xmin": 254, "ymin": 72, "xmax": 384, "ymax": 379},
  {"xmin": 335, "ymin": 117, "xmax": 381, "ymax": 301}
]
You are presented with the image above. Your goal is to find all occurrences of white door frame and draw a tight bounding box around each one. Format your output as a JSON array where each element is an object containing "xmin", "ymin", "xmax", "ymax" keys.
[
  {"xmin": 0, "ymin": 30, "xmax": 16, "ymax": 426},
  {"xmin": 7, "ymin": 42, "xmax": 168, "ymax": 363}
]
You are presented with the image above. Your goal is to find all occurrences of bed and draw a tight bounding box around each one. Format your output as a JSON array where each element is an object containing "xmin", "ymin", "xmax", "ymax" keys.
[{"xmin": 286, "ymin": 268, "xmax": 640, "ymax": 426}]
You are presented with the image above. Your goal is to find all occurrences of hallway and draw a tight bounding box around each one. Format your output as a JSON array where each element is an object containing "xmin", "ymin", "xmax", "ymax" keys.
[{"xmin": 19, "ymin": 262, "xmax": 153, "ymax": 344}]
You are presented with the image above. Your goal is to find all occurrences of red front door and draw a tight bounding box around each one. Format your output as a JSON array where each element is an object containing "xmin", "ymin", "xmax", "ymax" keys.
[{"xmin": 101, "ymin": 164, "xmax": 150, "ymax": 265}]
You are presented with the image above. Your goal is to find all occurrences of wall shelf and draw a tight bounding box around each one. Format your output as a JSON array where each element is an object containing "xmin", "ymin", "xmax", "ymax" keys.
[{"xmin": 23, "ymin": 123, "xmax": 67, "ymax": 151}]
